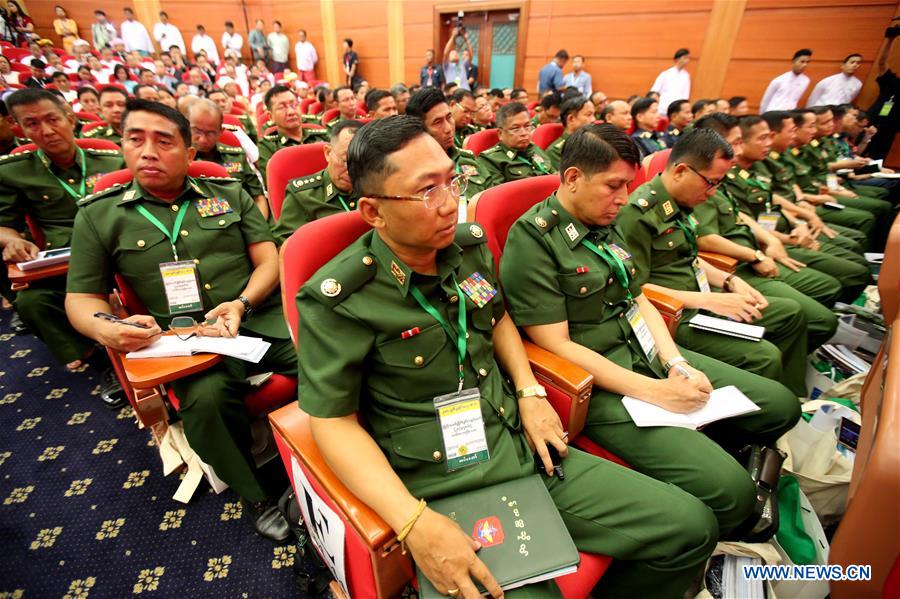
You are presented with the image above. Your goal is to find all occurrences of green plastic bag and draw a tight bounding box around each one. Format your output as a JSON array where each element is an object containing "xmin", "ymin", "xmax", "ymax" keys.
[{"xmin": 776, "ymin": 475, "xmax": 818, "ymax": 564}]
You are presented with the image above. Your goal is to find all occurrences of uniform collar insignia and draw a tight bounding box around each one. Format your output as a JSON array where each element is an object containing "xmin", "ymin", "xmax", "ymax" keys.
[{"xmin": 549, "ymin": 194, "xmax": 588, "ymax": 249}]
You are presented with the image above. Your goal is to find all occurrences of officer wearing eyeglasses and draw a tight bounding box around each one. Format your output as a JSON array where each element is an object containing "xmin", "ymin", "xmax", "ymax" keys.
[
  {"xmin": 65, "ymin": 99, "xmax": 295, "ymax": 542},
  {"xmin": 298, "ymin": 116, "xmax": 720, "ymax": 599},
  {"xmin": 273, "ymin": 119, "xmax": 362, "ymax": 244},
  {"xmin": 477, "ymin": 102, "xmax": 556, "ymax": 187}
]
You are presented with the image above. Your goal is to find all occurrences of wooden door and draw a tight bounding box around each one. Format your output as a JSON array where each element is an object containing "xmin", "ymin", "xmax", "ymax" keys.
[{"xmin": 437, "ymin": 9, "xmax": 520, "ymax": 90}]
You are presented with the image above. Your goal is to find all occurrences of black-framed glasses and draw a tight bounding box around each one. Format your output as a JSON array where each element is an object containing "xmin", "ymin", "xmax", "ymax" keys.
[
  {"xmin": 367, "ymin": 174, "xmax": 468, "ymax": 209},
  {"xmin": 684, "ymin": 164, "xmax": 723, "ymax": 192}
]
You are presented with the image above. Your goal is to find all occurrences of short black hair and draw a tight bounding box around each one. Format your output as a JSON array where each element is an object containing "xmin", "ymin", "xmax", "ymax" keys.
[
  {"xmin": 762, "ymin": 110, "xmax": 792, "ymax": 133},
  {"xmin": 31, "ymin": 59, "xmax": 45, "ymax": 70},
  {"xmin": 692, "ymin": 99, "xmax": 713, "ymax": 115},
  {"xmin": 132, "ymin": 84, "xmax": 157, "ymax": 98},
  {"xmin": 560, "ymin": 95, "xmax": 589, "ymax": 128},
  {"xmin": 77, "ymin": 86, "xmax": 99, "ymax": 100},
  {"xmin": 365, "ymin": 89, "xmax": 393, "ymax": 112},
  {"xmin": 692, "ymin": 112, "xmax": 738, "ymax": 137},
  {"xmin": 674, "ymin": 48, "xmax": 690, "ymax": 60},
  {"xmin": 7, "ymin": 88, "xmax": 69, "ymax": 120},
  {"xmin": 559, "ymin": 123, "xmax": 640, "ymax": 179},
  {"xmin": 51, "ymin": 71, "xmax": 68, "ymax": 81},
  {"xmin": 832, "ymin": 103, "xmax": 853, "ymax": 120},
  {"xmin": 489, "ymin": 88, "xmax": 504, "ymax": 99},
  {"xmin": 738, "ymin": 114, "xmax": 765, "ymax": 137},
  {"xmin": 343, "ymin": 38, "xmax": 353, "ymax": 48},
  {"xmin": 159, "ymin": 11, "xmax": 168, "ymax": 17},
  {"xmin": 449, "ymin": 89, "xmax": 474, "ymax": 104},
  {"xmin": 843, "ymin": 53, "xmax": 862, "ymax": 63},
  {"xmin": 224, "ymin": 20, "xmax": 234, "ymax": 27},
  {"xmin": 445, "ymin": 82, "xmax": 459, "ymax": 94},
  {"xmin": 630, "ymin": 97, "xmax": 657, "ymax": 120},
  {"xmin": 264, "ymin": 84, "xmax": 293, "ymax": 110},
  {"xmin": 793, "ymin": 48, "xmax": 812, "ymax": 61},
  {"xmin": 728, "ymin": 96, "xmax": 747, "ymax": 109},
  {"xmin": 540, "ymin": 93, "xmax": 561, "ymax": 110},
  {"xmin": 329, "ymin": 118, "xmax": 363, "ymax": 142},
  {"xmin": 511, "ymin": 88, "xmax": 528, "ymax": 99},
  {"xmin": 348, "ymin": 115, "xmax": 426, "ymax": 198},
  {"xmin": 99, "ymin": 85, "xmax": 128, "ymax": 102},
  {"xmin": 332, "ymin": 85, "xmax": 352, "ymax": 102},
  {"xmin": 496, "ymin": 101, "xmax": 528, "ymax": 128},
  {"xmin": 95, "ymin": 9, "xmax": 106, "ymax": 16},
  {"xmin": 139, "ymin": 68, "xmax": 153, "ymax": 77},
  {"xmin": 122, "ymin": 98, "xmax": 191, "ymax": 146},
  {"xmin": 668, "ymin": 128, "xmax": 734, "ymax": 171},
  {"xmin": 405, "ymin": 87, "xmax": 447, "ymax": 119},
  {"xmin": 810, "ymin": 105, "xmax": 833, "ymax": 116},
  {"xmin": 554, "ymin": 49, "xmax": 569, "ymax": 60},
  {"xmin": 667, "ymin": 99, "xmax": 690, "ymax": 119},
  {"xmin": 206, "ymin": 88, "xmax": 227, "ymax": 99},
  {"xmin": 273, "ymin": 20, "xmax": 282, "ymax": 27},
  {"xmin": 561, "ymin": 87, "xmax": 583, "ymax": 101}
]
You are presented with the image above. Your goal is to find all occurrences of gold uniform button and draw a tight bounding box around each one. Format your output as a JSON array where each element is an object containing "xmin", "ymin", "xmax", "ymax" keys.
[
  {"xmin": 67, "ymin": 178, "xmax": 75, "ymax": 184},
  {"xmin": 478, "ymin": 368, "xmax": 488, "ymax": 377},
  {"xmin": 608, "ymin": 277, "xmax": 614, "ymax": 285},
  {"xmin": 667, "ymin": 241, "xmax": 674, "ymax": 247},
  {"xmin": 465, "ymin": 332, "xmax": 470, "ymax": 339},
  {"xmin": 362, "ymin": 256, "xmax": 373, "ymax": 266},
  {"xmin": 618, "ymin": 312, "xmax": 624, "ymax": 318},
  {"xmin": 631, "ymin": 267, "xmax": 636, "ymax": 275},
  {"xmin": 42, "ymin": 195, "xmax": 49, "ymax": 200},
  {"xmin": 449, "ymin": 295, "xmax": 458, "ymax": 303},
  {"xmin": 490, "ymin": 317, "xmax": 496, "ymax": 326},
  {"xmin": 499, "ymin": 406, "xmax": 505, "ymax": 416},
  {"xmin": 171, "ymin": 204, "xmax": 180, "ymax": 212},
  {"xmin": 193, "ymin": 258, "xmax": 200, "ymax": 264},
  {"xmin": 204, "ymin": 283, "xmax": 212, "ymax": 290},
  {"xmin": 414, "ymin": 355, "xmax": 424, "ymax": 366},
  {"xmin": 349, "ymin": 202, "xmax": 356, "ymax": 208},
  {"xmin": 579, "ymin": 286, "xmax": 588, "ymax": 295},
  {"xmin": 180, "ymin": 230, "xmax": 189, "ymax": 237},
  {"xmin": 137, "ymin": 240, "xmax": 146, "ymax": 247},
  {"xmin": 551, "ymin": 209, "xmax": 558, "ymax": 216},
  {"xmin": 432, "ymin": 450, "xmax": 442, "ymax": 462},
  {"xmin": 218, "ymin": 219, "xmax": 226, "ymax": 226}
]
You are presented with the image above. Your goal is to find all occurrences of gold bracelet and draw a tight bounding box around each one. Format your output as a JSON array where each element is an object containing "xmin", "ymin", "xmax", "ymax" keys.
[{"xmin": 396, "ymin": 498, "xmax": 427, "ymax": 554}]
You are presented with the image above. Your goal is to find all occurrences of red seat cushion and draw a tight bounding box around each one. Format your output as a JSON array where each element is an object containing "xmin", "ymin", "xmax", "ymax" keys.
[{"xmin": 166, "ymin": 373, "xmax": 295, "ymax": 418}]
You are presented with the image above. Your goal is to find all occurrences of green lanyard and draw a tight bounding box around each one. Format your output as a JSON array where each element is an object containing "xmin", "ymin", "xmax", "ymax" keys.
[
  {"xmin": 580, "ymin": 238, "xmax": 633, "ymax": 301},
  {"xmin": 409, "ymin": 281, "xmax": 467, "ymax": 391},
  {"xmin": 673, "ymin": 215, "xmax": 698, "ymax": 257},
  {"xmin": 336, "ymin": 195, "xmax": 350, "ymax": 212},
  {"xmin": 134, "ymin": 201, "xmax": 190, "ymax": 261},
  {"xmin": 517, "ymin": 154, "xmax": 549, "ymax": 175},
  {"xmin": 38, "ymin": 147, "xmax": 87, "ymax": 200}
]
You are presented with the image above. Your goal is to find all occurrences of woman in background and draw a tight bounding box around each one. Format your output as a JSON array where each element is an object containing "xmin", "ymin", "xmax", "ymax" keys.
[{"xmin": 53, "ymin": 5, "xmax": 79, "ymax": 54}]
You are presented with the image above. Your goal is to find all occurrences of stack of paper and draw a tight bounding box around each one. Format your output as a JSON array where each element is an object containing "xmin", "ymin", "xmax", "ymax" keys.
[
  {"xmin": 15, "ymin": 247, "xmax": 71, "ymax": 271},
  {"xmin": 722, "ymin": 556, "xmax": 765, "ymax": 599},
  {"xmin": 126, "ymin": 335, "xmax": 270, "ymax": 363},
  {"xmin": 688, "ymin": 314, "xmax": 765, "ymax": 341},
  {"xmin": 621, "ymin": 385, "xmax": 760, "ymax": 429},
  {"xmin": 817, "ymin": 344, "xmax": 870, "ymax": 376},
  {"xmin": 864, "ymin": 252, "xmax": 884, "ymax": 264}
]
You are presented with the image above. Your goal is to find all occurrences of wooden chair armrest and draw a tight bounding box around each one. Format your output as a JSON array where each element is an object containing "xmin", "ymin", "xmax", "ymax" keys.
[
  {"xmin": 116, "ymin": 350, "xmax": 222, "ymax": 390},
  {"xmin": 269, "ymin": 404, "xmax": 396, "ymax": 549},
  {"xmin": 698, "ymin": 251, "xmax": 738, "ymax": 274},
  {"xmin": 642, "ymin": 286, "xmax": 684, "ymax": 338},
  {"xmin": 523, "ymin": 340, "xmax": 592, "ymax": 438},
  {"xmin": 7, "ymin": 261, "xmax": 69, "ymax": 284}
]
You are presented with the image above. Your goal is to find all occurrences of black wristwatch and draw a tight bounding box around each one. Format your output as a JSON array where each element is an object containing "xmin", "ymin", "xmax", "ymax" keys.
[{"xmin": 236, "ymin": 295, "xmax": 253, "ymax": 320}]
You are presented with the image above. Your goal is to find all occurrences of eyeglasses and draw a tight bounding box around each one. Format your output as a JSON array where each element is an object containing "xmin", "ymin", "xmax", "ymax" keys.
[
  {"xmin": 190, "ymin": 126, "xmax": 219, "ymax": 139},
  {"xmin": 505, "ymin": 123, "xmax": 534, "ymax": 135},
  {"xmin": 169, "ymin": 316, "xmax": 200, "ymax": 341},
  {"xmin": 368, "ymin": 175, "xmax": 468, "ymax": 209},
  {"xmin": 684, "ymin": 164, "xmax": 723, "ymax": 192}
]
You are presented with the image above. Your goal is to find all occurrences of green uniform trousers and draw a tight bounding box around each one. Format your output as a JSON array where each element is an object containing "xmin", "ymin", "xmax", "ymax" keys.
[
  {"xmin": 739, "ymin": 265, "xmax": 839, "ymax": 349},
  {"xmin": 816, "ymin": 205, "xmax": 876, "ymax": 242},
  {"xmin": 821, "ymin": 225, "xmax": 867, "ymax": 253},
  {"xmin": 674, "ymin": 295, "xmax": 808, "ymax": 397},
  {"xmin": 14, "ymin": 275, "xmax": 95, "ymax": 364},
  {"xmin": 785, "ymin": 247, "xmax": 870, "ymax": 304},
  {"xmin": 171, "ymin": 336, "xmax": 297, "ymax": 502},
  {"xmin": 583, "ymin": 348, "xmax": 800, "ymax": 541},
  {"xmin": 507, "ymin": 447, "xmax": 719, "ymax": 599}
]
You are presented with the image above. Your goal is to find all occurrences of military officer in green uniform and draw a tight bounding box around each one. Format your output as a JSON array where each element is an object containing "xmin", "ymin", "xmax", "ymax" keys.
[
  {"xmin": 65, "ymin": 99, "xmax": 293, "ymax": 541},
  {"xmin": 691, "ymin": 114, "xmax": 867, "ymax": 307},
  {"xmin": 661, "ymin": 99, "xmax": 693, "ymax": 148},
  {"xmin": 618, "ymin": 129, "xmax": 816, "ymax": 397},
  {"xmin": 188, "ymin": 99, "xmax": 268, "ymax": 219},
  {"xmin": 502, "ymin": 124, "xmax": 799, "ymax": 538},
  {"xmin": 299, "ymin": 116, "xmax": 718, "ymax": 599},
  {"xmin": 531, "ymin": 93, "xmax": 562, "ymax": 128},
  {"xmin": 257, "ymin": 85, "xmax": 328, "ymax": 183},
  {"xmin": 629, "ymin": 98, "xmax": 667, "ymax": 159},
  {"xmin": 207, "ymin": 88, "xmax": 258, "ymax": 143},
  {"xmin": 0, "ymin": 89, "xmax": 124, "ymax": 369},
  {"xmin": 273, "ymin": 119, "xmax": 362, "ymax": 243},
  {"xmin": 82, "ymin": 86, "xmax": 127, "ymax": 145},
  {"xmin": 545, "ymin": 95, "xmax": 595, "ymax": 171},
  {"xmin": 478, "ymin": 102, "xmax": 556, "ymax": 187},
  {"xmin": 405, "ymin": 87, "xmax": 494, "ymax": 212},
  {"xmin": 449, "ymin": 89, "xmax": 479, "ymax": 148}
]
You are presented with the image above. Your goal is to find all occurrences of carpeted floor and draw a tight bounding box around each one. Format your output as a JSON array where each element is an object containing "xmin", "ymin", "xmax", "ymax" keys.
[{"xmin": 0, "ymin": 308, "xmax": 306, "ymax": 598}]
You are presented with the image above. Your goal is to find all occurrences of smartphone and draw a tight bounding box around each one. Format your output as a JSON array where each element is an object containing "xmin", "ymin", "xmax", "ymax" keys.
[
  {"xmin": 837, "ymin": 417, "xmax": 860, "ymax": 452},
  {"xmin": 533, "ymin": 444, "xmax": 565, "ymax": 480}
]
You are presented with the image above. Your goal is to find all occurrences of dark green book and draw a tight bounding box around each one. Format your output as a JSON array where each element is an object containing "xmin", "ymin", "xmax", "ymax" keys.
[{"xmin": 417, "ymin": 475, "xmax": 579, "ymax": 597}]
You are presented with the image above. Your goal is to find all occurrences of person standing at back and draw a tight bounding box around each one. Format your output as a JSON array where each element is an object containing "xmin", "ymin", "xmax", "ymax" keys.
[
  {"xmin": 806, "ymin": 54, "xmax": 864, "ymax": 107},
  {"xmin": 267, "ymin": 21, "xmax": 290, "ymax": 73},
  {"xmin": 342, "ymin": 38, "xmax": 361, "ymax": 89},
  {"xmin": 248, "ymin": 19, "xmax": 269, "ymax": 65},
  {"xmin": 760, "ymin": 49, "xmax": 812, "ymax": 112},
  {"xmin": 537, "ymin": 49, "xmax": 569, "ymax": 96},
  {"xmin": 442, "ymin": 24, "xmax": 474, "ymax": 91},
  {"xmin": 293, "ymin": 29, "xmax": 318, "ymax": 85},
  {"xmin": 153, "ymin": 11, "xmax": 185, "ymax": 55},
  {"xmin": 651, "ymin": 49, "xmax": 691, "ymax": 117},
  {"xmin": 563, "ymin": 55, "xmax": 593, "ymax": 98}
]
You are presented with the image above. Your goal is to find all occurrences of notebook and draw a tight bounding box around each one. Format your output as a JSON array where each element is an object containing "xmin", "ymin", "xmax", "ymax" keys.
[
  {"xmin": 688, "ymin": 314, "xmax": 765, "ymax": 341},
  {"xmin": 417, "ymin": 475, "xmax": 579, "ymax": 598},
  {"xmin": 15, "ymin": 247, "xmax": 71, "ymax": 271},
  {"xmin": 125, "ymin": 334, "xmax": 270, "ymax": 363},
  {"xmin": 621, "ymin": 385, "xmax": 760, "ymax": 429}
]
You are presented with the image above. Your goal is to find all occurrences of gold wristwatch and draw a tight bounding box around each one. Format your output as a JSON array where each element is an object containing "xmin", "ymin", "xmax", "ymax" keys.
[{"xmin": 516, "ymin": 384, "xmax": 548, "ymax": 399}]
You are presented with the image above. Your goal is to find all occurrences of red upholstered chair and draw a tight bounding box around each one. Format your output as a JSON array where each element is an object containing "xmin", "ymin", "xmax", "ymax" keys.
[
  {"xmin": 526, "ymin": 100, "xmax": 538, "ymax": 111},
  {"xmin": 266, "ymin": 143, "xmax": 327, "ymax": 220},
  {"xmin": 307, "ymin": 101, "xmax": 323, "ymax": 115},
  {"xmin": 270, "ymin": 210, "xmax": 611, "ymax": 598},
  {"xmin": 218, "ymin": 129, "xmax": 242, "ymax": 148},
  {"xmin": 644, "ymin": 148, "xmax": 671, "ymax": 179},
  {"xmin": 222, "ymin": 114, "xmax": 245, "ymax": 131},
  {"xmin": 12, "ymin": 137, "xmax": 120, "ymax": 154},
  {"xmin": 93, "ymin": 161, "xmax": 229, "ymax": 189},
  {"xmin": 80, "ymin": 121, "xmax": 109, "ymax": 136},
  {"xmin": 532, "ymin": 123, "xmax": 565, "ymax": 150},
  {"xmin": 463, "ymin": 128, "xmax": 500, "ymax": 157},
  {"xmin": 656, "ymin": 116, "xmax": 669, "ymax": 132},
  {"xmin": 75, "ymin": 110, "xmax": 102, "ymax": 122},
  {"xmin": 9, "ymin": 61, "xmax": 30, "ymax": 73},
  {"xmin": 300, "ymin": 97, "xmax": 315, "ymax": 115},
  {"xmin": 321, "ymin": 107, "xmax": 340, "ymax": 125}
]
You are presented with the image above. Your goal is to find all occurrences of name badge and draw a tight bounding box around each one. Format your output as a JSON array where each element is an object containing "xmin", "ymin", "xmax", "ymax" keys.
[
  {"xmin": 159, "ymin": 261, "xmax": 203, "ymax": 314},
  {"xmin": 757, "ymin": 212, "xmax": 780, "ymax": 232},
  {"xmin": 457, "ymin": 194, "xmax": 468, "ymax": 224},
  {"xmin": 626, "ymin": 302, "xmax": 658, "ymax": 362},
  {"xmin": 826, "ymin": 174, "xmax": 840, "ymax": 191},
  {"xmin": 434, "ymin": 388, "xmax": 490, "ymax": 471},
  {"xmin": 693, "ymin": 258, "xmax": 711, "ymax": 294}
]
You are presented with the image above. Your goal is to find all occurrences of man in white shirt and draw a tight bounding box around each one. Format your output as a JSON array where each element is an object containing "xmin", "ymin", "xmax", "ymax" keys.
[
  {"xmin": 806, "ymin": 53, "xmax": 863, "ymax": 107},
  {"xmin": 267, "ymin": 21, "xmax": 290, "ymax": 73},
  {"xmin": 192, "ymin": 25, "xmax": 221, "ymax": 66},
  {"xmin": 650, "ymin": 48, "xmax": 691, "ymax": 115},
  {"xmin": 120, "ymin": 8, "xmax": 154, "ymax": 56},
  {"xmin": 87, "ymin": 56, "xmax": 111, "ymax": 84},
  {"xmin": 153, "ymin": 12, "xmax": 185, "ymax": 54},
  {"xmin": 759, "ymin": 49, "xmax": 812, "ymax": 112},
  {"xmin": 221, "ymin": 21, "xmax": 244, "ymax": 63},
  {"xmin": 562, "ymin": 54, "xmax": 592, "ymax": 98},
  {"xmin": 293, "ymin": 29, "xmax": 318, "ymax": 84}
]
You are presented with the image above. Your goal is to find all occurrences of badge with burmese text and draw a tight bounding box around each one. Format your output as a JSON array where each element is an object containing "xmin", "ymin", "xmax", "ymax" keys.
[
  {"xmin": 459, "ymin": 272, "xmax": 497, "ymax": 308},
  {"xmin": 434, "ymin": 388, "xmax": 490, "ymax": 471},
  {"xmin": 195, "ymin": 197, "xmax": 233, "ymax": 217}
]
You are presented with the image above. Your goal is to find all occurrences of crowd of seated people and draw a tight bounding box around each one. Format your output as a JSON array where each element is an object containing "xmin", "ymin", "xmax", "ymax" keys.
[{"xmin": 1, "ymin": 15, "xmax": 897, "ymax": 597}]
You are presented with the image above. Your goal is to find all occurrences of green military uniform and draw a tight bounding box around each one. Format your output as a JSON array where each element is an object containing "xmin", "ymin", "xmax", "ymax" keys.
[
  {"xmin": 715, "ymin": 164, "xmax": 870, "ymax": 304},
  {"xmin": 81, "ymin": 123, "xmax": 122, "ymax": 145},
  {"xmin": 660, "ymin": 125, "xmax": 682, "ymax": 149},
  {"xmin": 544, "ymin": 131, "xmax": 569, "ymax": 171},
  {"xmin": 453, "ymin": 123, "xmax": 480, "ymax": 149},
  {"xmin": 618, "ymin": 176, "xmax": 815, "ymax": 397},
  {"xmin": 302, "ymin": 113, "xmax": 323, "ymax": 126},
  {"xmin": 67, "ymin": 175, "xmax": 294, "ymax": 502},
  {"xmin": 477, "ymin": 141, "xmax": 556, "ymax": 187},
  {"xmin": 630, "ymin": 129, "xmax": 666, "ymax": 160},
  {"xmin": 449, "ymin": 145, "xmax": 492, "ymax": 196},
  {"xmin": 751, "ymin": 152, "xmax": 868, "ymax": 254},
  {"xmin": 0, "ymin": 146, "xmax": 124, "ymax": 364},
  {"xmin": 237, "ymin": 112, "xmax": 258, "ymax": 143},
  {"xmin": 257, "ymin": 126, "xmax": 330, "ymax": 182},
  {"xmin": 195, "ymin": 142, "xmax": 264, "ymax": 203},
  {"xmin": 298, "ymin": 224, "xmax": 718, "ymax": 598},
  {"xmin": 501, "ymin": 194, "xmax": 799, "ymax": 534},
  {"xmin": 274, "ymin": 167, "xmax": 354, "ymax": 244}
]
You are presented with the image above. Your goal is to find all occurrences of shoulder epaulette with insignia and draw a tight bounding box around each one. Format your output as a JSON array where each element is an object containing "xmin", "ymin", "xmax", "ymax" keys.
[
  {"xmin": 290, "ymin": 173, "xmax": 324, "ymax": 190},
  {"xmin": 196, "ymin": 175, "xmax": 241, "ymax": 184},
  {"xmin": 640, "ymin": 131, "xmax": 652, "ymax": 139},
  {"xmin": 481, "ymin": 144, "xmax": 502, "ymax": 155},
  {"xmin": 457, "ymin": 147, "xmax": 475, "ymax": 157},
  {"xmin": 83, "ymin": 147, "xmax": 121, "ymax": 155},
  {"xmin": 553, "ymin": 139, "xmax": 565, "ymax": 150},
  {"xmin": 217, "ymin": 144, "xmax": 243, "ymax": 154},
  {"xmin": 526, "ymin": 205, "xmax": 560, "ymax": 235},
  {"xmin": 455, "ymin": 223, "xmax": 487, "ymax": 246},
  {"xmin": 630, "ymin": 192, "xmax": 657, "ymax": 212},
  {"xmin": 77, "ymin": 182, "xmax": 124, "ymax": 206},
  {"xmin": 309, "ymin": 246, "xmax": 376, "ymax": 306},
  {"xmin": 263, "ymin": 133, "xmax": 279, "ymax": 141},
  {"xmin": 82, "ymin": 128, "xmax": 99, "ymax": 138},
  {"xmin": 0, "ymin": 149, "xmax": 35, "ymax": 163}
]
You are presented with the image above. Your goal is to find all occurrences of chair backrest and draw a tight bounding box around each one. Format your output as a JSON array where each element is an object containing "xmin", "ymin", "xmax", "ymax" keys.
[
  {"xmin": 879, "ymin": 214, "xmax": 900, "ymax": 323},
  {"xmin": 11, "ymin": 123, "xmax": 25, "ymax": 139},
  {"xmin": 464, "ymin": 128, "xmax": 501, "ymax": 157},
  {"xmin": 526, "ymin": 100, "xmax": 538, "ymax": 111},
  {"xmin": 94, "ymin": 161, "xmax": 229, "ymax": 192},
  {"xmin": 645, "ymin": 148, "xmax": 672, "ymax": 178},
  {"xmin": 473, "ymin": 175, "xmax": 560, "ymax": 272},
  {"xmin": 80, "ymin": 121, "xmax": 109, "ymax": 135},
  {"xmin": 222, "ymin": 114, "xmax": 245, "ymax": 131},
  {"xmin": 300, "ymin": 97, "xmax": 315, "ymax": 115},
  {"xmin": 307, "ymin": 101, "xmax": 323, "ymax": 115},
  {"xmin": 321, "ymin": 107, "xmax": 340, "ymax": 125},
  {"xmin": 9, "ymin": 62, "xmax": 30, "ymax": 73},
  {"xmin": 267, "ymin": 143, "xmax": 328, "ymax": 220},
  {"xmin": 532, "ymin": 123, "xmax": 564, "ymax": 150},
  {"xmin": 75, "ymin": 110, "xmax": 101, "ymax": 122},
  {"xmin": 656, "ymin": 116, "xmax": 669, "ymax": 132},
  {"xmin": 218, "ymin": 129, "xmax": 242, "ymax": 148},
  {"xmin": 12, "ymin": 138, "xmax": 121, "ymax": 154},
  {"xmin": 229, "ymin": 106, "xmax": 246, "ymax": 117},
  {"xmin": 627, "ymin": 159, "xmax": 649, "ymax": 193},
  {"xmin": 280, "ymin": 211, "xmax": 371, "ymax": 344}
]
